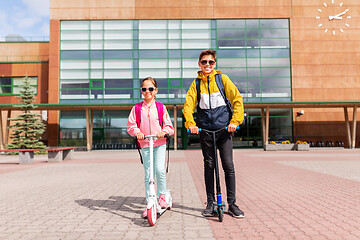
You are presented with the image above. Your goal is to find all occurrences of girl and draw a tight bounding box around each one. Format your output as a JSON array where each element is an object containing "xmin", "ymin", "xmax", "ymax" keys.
[{"xmin": 127, "ymin": 77, "xmax": 174, "ymax": 218}]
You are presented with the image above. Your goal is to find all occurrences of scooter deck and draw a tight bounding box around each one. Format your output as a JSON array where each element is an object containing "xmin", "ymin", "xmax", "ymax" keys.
[
  {"xmin": 157, "ymin": 207, "xmax": 169, "ymax": 216},
  {"xmin": 143, "ymin": 207, "xmax": 170, "ymax": 219}
]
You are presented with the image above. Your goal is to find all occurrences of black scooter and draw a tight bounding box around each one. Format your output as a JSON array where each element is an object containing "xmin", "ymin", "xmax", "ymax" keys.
[{"xmin": 188, "ymin": 126, "xmax": 239, "ymax": 222}]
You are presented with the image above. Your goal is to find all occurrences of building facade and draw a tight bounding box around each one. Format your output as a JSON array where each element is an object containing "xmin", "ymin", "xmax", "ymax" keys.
[{"xmin": 1, "ymin": 0, "xmax": 359, "ymax": 149}]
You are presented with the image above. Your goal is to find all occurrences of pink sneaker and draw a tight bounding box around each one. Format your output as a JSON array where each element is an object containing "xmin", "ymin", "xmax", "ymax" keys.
[
  {"xmin": 142, "ymin": 208, "xmax": 147, "ymax": 218},
  {"xmin": 158, "ymin": 194, "xmax": 170, "ymax": 209}
]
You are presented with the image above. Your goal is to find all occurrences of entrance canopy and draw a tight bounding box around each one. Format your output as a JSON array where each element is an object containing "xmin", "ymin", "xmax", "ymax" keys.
[{"xmin": 1, "ymin": 101, "xmax": 359, "ymax": 150}]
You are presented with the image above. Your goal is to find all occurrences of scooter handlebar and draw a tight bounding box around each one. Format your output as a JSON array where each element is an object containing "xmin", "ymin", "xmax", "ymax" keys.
[
  {"xmin": 134, "ymin": 134, "xmax": 170, "ymax": 140},
  {"xmin": 187, "ymin": 126, "xmax": 239, "ymax": 133}
]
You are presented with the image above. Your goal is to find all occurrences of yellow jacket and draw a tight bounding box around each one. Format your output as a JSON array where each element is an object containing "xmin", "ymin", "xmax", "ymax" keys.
[{"xmin": 183, "ymin": 69, "xmax": 244, "ymax": 129}]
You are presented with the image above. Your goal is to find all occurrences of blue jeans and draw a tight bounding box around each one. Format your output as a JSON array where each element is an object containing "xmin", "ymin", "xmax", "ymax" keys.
[{"xmin": 141, "ymin": 144, "xmax": 167, "ymax": 202}]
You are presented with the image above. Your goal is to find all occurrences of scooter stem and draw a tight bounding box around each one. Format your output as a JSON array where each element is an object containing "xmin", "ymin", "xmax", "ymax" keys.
[{"xmin": 212, "ymin": 132, "xmax": 222, "ymax": 198}]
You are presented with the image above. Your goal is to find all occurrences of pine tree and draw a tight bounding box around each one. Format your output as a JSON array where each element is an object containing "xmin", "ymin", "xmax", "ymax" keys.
[{"xmin": 8, "ymin": 76, "xmax": 46, "ymax": 150}]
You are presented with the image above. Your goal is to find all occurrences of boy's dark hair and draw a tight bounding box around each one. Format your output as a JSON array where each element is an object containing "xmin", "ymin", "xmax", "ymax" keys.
[
  {"xmin": 199, "ymin": 49, "xmax": 217, "ymax": 62},
  {"xmin": 141, "ymin": 77, "xmax": 157, "ymax": 88}
]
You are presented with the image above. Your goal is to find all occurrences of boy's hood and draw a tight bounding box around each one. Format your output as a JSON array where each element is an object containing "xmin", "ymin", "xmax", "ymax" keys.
[{"xmin": 197, "ymin": 69, "xmax": 222, "ymax": 82}]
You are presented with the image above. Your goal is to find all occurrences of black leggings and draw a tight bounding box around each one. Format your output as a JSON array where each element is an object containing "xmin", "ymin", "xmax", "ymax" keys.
[{"xmin": 199, "ymin": 129, "xmax": 236, "ymax": 205}]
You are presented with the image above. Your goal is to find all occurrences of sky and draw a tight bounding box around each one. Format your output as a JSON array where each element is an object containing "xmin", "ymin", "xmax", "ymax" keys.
[{"xmin": 0, "ymin": 0, "xmax": 49, "ymax": 41}]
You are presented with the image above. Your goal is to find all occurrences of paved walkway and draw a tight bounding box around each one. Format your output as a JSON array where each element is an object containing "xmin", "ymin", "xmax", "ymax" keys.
[{"xmin": 0, "ymin": 149, "xmax": 360, "ymax": 239}]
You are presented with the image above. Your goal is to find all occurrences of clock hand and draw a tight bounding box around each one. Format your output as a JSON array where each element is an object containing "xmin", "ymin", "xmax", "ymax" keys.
[
  {"xmin": 334, "ymin": 9, "xmax": 349, "ymax": 17},
  {"xmin": 329, "ymin": 9, "xmax": 349, "ymax": 20},
  {"xmin": 329, "ymin": 16, "xmax": 342, "ymax": 20}
]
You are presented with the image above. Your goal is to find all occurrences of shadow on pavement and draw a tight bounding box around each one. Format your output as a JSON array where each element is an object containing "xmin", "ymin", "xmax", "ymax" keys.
[{"xmin": 76, "ymin": 195, "xmax": 205, "ymax": 227}]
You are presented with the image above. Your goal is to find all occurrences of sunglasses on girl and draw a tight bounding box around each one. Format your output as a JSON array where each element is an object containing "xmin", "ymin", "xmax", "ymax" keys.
[
  {"xmin": 141, "ymin": 87, "xmax": 156, "ymax": 92},
  {"xmin": 200, "ymin": 60, "xmax": 216, "ymax": 66}
]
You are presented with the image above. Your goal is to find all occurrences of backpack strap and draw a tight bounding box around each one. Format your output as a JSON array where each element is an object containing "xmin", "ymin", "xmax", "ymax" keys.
[
  {"xmin": 215, "ymin": 74, "xmax": 232, "ymax": 113},
  {"xmin": 195, "ymin": 78, "xmax": 201, "ymax": 106},
  {"xmin": 134, "ymin": 102, "xmax": 143, "ymax": 164},
  {"xmin": 135, "ymin": 102, "xmax": 142, "ymax": 127},
  {"xmin": 155, "ymin": 101, "xmax": 164, "ymax": 128}
]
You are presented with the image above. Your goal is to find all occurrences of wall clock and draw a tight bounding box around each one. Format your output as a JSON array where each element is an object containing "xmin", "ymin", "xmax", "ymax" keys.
[{"xmin": 316, "ymin": 0, "xmax": 351, "ymax": 35}]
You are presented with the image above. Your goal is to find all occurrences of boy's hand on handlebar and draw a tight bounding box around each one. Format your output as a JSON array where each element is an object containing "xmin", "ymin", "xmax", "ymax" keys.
[
  {"xmin": 189, "ymin": 125, "xmax": 199, "ymax": 134},
  {"xmin": 227, "ymin": 123, "xmax": 237, "ymax": 132},
  {"xmin": 156, "ymin": 131, "xmax": 167, "ymax": 139},
  {"xmin": 136, "ymin": 132, "xmax": 144, "ymax": 140}
]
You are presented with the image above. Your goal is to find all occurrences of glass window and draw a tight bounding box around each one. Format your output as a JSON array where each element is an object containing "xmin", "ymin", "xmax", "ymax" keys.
[
  {"xmin": 261, "ymin": 49, "xmax": 289, "ymax": 58},
  {"xmin": 90, "ymin": 70, "xmax": 103, "ymax": 79},
  {"xmin": 60, "ymin": 70, "xmax": 88, "ymax": 79},
  {"xmin": 246, "ymin": 19, "xmax": 259, "ymax": 28},
  {"xmin": 61, "ymin": 31, "xmax": 89, "ymax": 40},
  {"xmin": 139, "ymin": 50, "xmax": 167, "ymax": 58},
  {"xmin": 182, "ymin": 40, "xmax": 211, "ymax": 49},
  {"xmin": 139, "ymin": 40, "xmax": 167, "ymax": 49},
  {"xmin": 139, "ymin": 69, "xmax": 167, "ymax": 79},
  {"xmin": 260, "ymin": 19, "xmax": 288, "ymax": 28},
  {"xmin": 61, "ymin": 60, "xmax": 89, "ymax": 69},
  {"xmin": 90, "ymin": 60, "xmax": 103, "ymax": 69},
  {"xmin": 169, "ymin": 30, "xmax": 181, "ymax": 39},
  {"xmin": 261, "ymin": 29, "xmax": 289, "ymax": 38},
  {"xmin": 104, "ymin": 50, "xmax": 132, "ymax": 58},
  {"xmin": 61, "ymin": 82, "xmax": 89, "ymax": 89},
  {"xmin": 217, "ymin": 20, "xmax": 245, "ymax": 28},
  {"xmin": 105, "ymin": 79, "xmax": 133, "ymax": 88},
  {"xmin": 217, "ymin": 49, "xmax": 246, "ymax": 58},
  {"xmin": 104, "ymin": 40, "xmax": 132, "ymax": 49},
  {"xmin": 140, "ymin": 59, "xmax": 167, "ymax": 69},
  {"xmin": 61, "ymin": 21, "xmax": 89, "ymax": 30},
  {"xmin": 90, "ymin": 41, "xmax": 103, "ymax": 50},
  {"xmin": 139, "ymin": 30, "xmax": 167, "ymax": 39},
  {"xmin": 104, "ymin": 59, "xmax": 133, "ymax": 69},
  {"xmin": 182, "ymin": 20, "xmax": 211, "ymax": 29},
  {"xmin": 261, "ymin": 68, "xmax": 290, "ymax": 77},
  {"xmin": 182, "ymin": 59, "xmax": 198, "ymax": 68},
  {"xmin": 0, "ymin": 78, "xmax": 11, "ymax": 85},
  {"xmin": 61, "ymin": 50, "xmax": 89, "ymax": 59},
  {"xmin": 104, "ymin": 20, "xmax": 132, "ymax": 30},
  {"xmin": 61, "ymin": 41, "xmax": 89, "ymax": 50},
  {"xmin": 91, "ymin": 21, "xmax": 103, "ymax": 30},
  {"xmin": 168, "ymin": 20, "xmax": 181, "ymax": 29},
  {"xmin": 1, "ymin": 77, "xmax": 38, "ymax": 95},
  {"xmin": 182, "ymin": 30, "xmax": 211, "ymax": 39},
  {"xmin": 139, "ymin": 20, "xmax": 167, "ymax": 29},
  {"xmin": 104, "ymin": 30, "xmax": 132, "ymax": 40},
  {"xmin": 218, "ymin": 39, "xmax": 246, "ymax": 48},
  {"xmin": 217, "ymin": 29, "xmax": 245, "ymax": 39},
  {"xmin": 91, "ymin": 80, "xmax": 103, "ymax": 88},
  {"xmin": 59, "ymin": 19, "xmax": 291, "ymax": 146},
  {"xmin": 104, "ymin": 69, "xmax": 133, "ymax": 79},
  {"xmin": 0, "ymin": 86, "xmax": 11, "ymax": 94}
]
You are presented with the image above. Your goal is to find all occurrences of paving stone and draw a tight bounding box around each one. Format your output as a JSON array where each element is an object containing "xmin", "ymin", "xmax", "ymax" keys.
[{"xmin": 1, "ymin": 149, "xmax": 359, "ymax": 239}]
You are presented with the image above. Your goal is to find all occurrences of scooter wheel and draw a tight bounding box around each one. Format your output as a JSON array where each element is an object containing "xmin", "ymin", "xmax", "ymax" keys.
[
  {"xmin": 218, "ymin": 206, "xmax": 224, "ymax": 222},
  {"xmin": 147, "ymin": 204, "xmax": 157, "ymax": 226}
]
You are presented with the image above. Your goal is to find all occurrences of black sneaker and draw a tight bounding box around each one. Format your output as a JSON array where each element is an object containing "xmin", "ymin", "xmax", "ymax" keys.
[
  {"xmin": 202, "ymin": 202, "xmax": 214, "ymax": 217},
  {"xmin": 228, "ymin": 204, "xmax": 245, "ymax": 218}
]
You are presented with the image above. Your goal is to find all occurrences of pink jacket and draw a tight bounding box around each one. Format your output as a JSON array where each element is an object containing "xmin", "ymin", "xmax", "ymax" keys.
[{"xmin": 127, "ymin": 101, "xmax": 174, "ymax": 148}]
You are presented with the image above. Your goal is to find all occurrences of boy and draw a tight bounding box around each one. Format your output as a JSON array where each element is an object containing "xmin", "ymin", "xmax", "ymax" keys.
[{"xmin": 183, "ymin": 49, "xmax": 245, "ymax": 218}]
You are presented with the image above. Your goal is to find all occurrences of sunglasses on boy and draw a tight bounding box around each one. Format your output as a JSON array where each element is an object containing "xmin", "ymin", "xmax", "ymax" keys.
[
  {"xmin": 141, "ymin": 87, "xmax": 156, "ymax": 92},
  {"xmin": 200, "ymin": 60, "xmax": 216, "ymax": 66}
]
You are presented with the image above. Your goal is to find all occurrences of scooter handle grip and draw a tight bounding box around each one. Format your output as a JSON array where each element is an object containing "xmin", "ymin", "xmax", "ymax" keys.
[
  {"xmin": 187, "ymin": 128, "xmax": 202, "ymax": 133},
  {"xmin": 225, "ymin": 126, "xmax": 240, "ymax": 130}
]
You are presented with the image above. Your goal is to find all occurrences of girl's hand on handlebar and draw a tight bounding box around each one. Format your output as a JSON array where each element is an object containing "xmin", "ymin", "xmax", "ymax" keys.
[
  {"xmin": 156, "ymin": 131, "xmax": 167, "ymax": 139},
  {"xmin": 189, "ymin": 125, "xmax": 199, "ymax": 134},
  {"xmin": 136, "ymin": 132, "xmax": 145, "ymax": 140},
  {"xmin": 227, "ymin": 123, "xmax": 237, "ymax": 132}
]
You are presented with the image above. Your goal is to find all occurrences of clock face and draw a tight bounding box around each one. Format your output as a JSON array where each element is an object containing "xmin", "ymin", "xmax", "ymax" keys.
[{"xmin": 316, "ymin": 0, "xmax": 351, "ymax": 35}]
